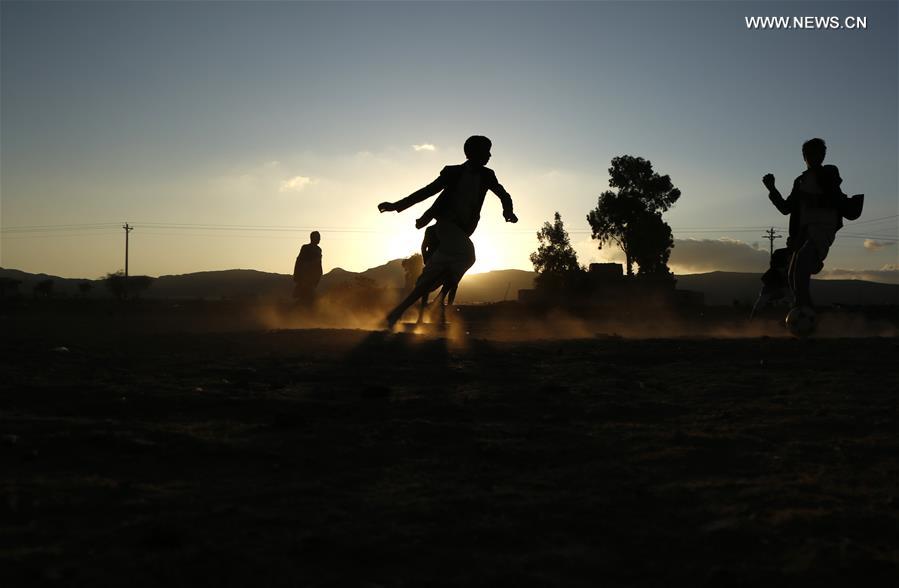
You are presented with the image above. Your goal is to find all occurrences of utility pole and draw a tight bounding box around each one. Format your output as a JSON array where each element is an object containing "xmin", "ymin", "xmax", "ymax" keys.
[
  {"xmin": 123, "ymin": 223, "xmax": 134, "ymax": 277},
  {"xmin": 762, "ymin": 227, "xmax": 781, "ymax": 257},
  {"xmin": 123, "ymin": 223, "xmax": 133, "ymax": 298}
]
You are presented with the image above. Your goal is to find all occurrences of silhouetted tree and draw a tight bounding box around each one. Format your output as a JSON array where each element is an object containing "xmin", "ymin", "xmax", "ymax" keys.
[
  {"xmin": 530, "ymin": 212, "xmax": 583, "ymax": 290},
  {"xmin": 629, "ymin": 210, "xmax": 675, "ymax": 281},
  {"xmin": 33, "ymin": 279, "xmax": 54, "ymax": 298},
  {"xmin": 587, "ymin": 155, "xmax": 680, "ymax": 276},
  {"xmin": 586, "ymin": 191, "xmax": 641, "ymax": 277},
  {"xmin": 77, "ymin": 281, "xmax": 93, "ymax": 296}
]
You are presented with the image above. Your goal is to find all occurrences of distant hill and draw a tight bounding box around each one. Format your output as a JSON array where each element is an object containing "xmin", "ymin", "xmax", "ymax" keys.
[
  {"xmin": 0, "ymin": 262, "xmax": 533, "ymax": 303},
  {"xmin": 320, "ymin": 259, "xmax": 406, "ymax": 292},
  {"xmin": 676, "ymin": 271, "xmax": 899, "ymax": 306},
  {"xmin": 0, "ymin": 268, "xmax": 95, "ymax": 297},
  {"xmin": 151, "ymin": 269, "xmax": 291, "ymax": 299},
  {"xmin": 146, "ymin": 262, "xmax": 534, "ymax": 303},
  {"xmin": 2, "ymin": 266, "xmax": 896, "ymax": 306},
  {"xmin": 454, "ymin": 269, "xmax": 535, "ymax": 303}
]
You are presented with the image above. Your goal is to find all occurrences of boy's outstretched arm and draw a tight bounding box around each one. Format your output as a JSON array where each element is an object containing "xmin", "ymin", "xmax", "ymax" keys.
[
  {"xmin": 487, "ymin": 171, "xmax": 518, "ymax": 223},
  {"xmin": 763, "ymin": 173, "xmax": 792, "ymax": 215},
  {"xmin": 378, "ymin": 168, "xmax": 448, "ymax": 213}
]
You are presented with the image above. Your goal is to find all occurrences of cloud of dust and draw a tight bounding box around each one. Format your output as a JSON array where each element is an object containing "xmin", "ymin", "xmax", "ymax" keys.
[
  {"xmin": 814, "ymin": 311, "xmax": 898, "ymax": 338},
  {"xmin": 251, "ymin": 282, "xmax": 478, "ymax": 346},
  {"xmin": 251, "ymin": 285, "xmax": 897, "ymax": 341},
  {"xmin": 253, "ymin": 281, "xmax": 400, "ymax": 331},
  {"xmin": 478, "ymin": 302, "xmax": 896, "ymax": 341},
  {"xmin": 482, "ymin": 309, "xmax": 597, "ymax": 341}
]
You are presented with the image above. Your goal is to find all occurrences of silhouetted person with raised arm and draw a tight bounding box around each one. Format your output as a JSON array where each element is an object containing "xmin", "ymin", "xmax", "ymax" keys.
[
  {"xmin": 762, "ymin": 138, "xmax": 863, "ymax": 310},
  {"xmin": 293, "ymin": 231, "xmax": 323, "ymax": 307},
  {"xmin": 378, "ymin": 135, "xmax": 518, "ymax": 327}
]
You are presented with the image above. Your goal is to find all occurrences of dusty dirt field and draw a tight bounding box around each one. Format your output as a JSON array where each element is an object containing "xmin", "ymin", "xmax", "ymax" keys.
[{"xmin": 2, "ymin": 303, "xmax": 898, "ymax": 586}]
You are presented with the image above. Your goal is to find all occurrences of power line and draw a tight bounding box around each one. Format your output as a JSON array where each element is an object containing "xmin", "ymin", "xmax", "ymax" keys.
[
  {"xmin": 840, "ymin": 234, "xmax": 897, "ymax": 240},
  {"xmin": 0, "ymin": 224, "xmax": 121, "ymax": 234},
  {"xmin": 2, "ymin": 219, "xmax": 788, "ymax": 232},
  {"xmin": 0, "ymin": 222, "xmax": 120, "ymax": 230},
  {"xmin": 0, "ymin": 231, "xmax": 121, "ymax": 240},
  {"xmin": 138, "ymin": 222, "xmax": 787, "ymax": 232},
  {"xmin": 846, "ymin": 214, "xmax": 898, "ymax": 226},
  {"xmin": 1, "ymin": 228, "xmax": 787, "ymax": 238},
  {"xmin": 133, "ymin": 231, "xmax": 306, "ymax": 240},
  {"xmin": 0, "ymin": 214, "xmax": 891, "ymax": 235}
]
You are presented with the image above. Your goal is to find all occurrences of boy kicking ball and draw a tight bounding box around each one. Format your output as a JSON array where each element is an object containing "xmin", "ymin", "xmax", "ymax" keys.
[
  {"xmin": 377, "ymin": 135, "xmax": 518, "ymax": 329},
  {"xmin": 762, "ymin": 138, "xmax": 863, "ymax": 335}
]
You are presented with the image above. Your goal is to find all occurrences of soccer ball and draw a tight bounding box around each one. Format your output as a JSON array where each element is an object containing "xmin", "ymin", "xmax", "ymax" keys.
[{"xmin": 785, "ymin": 306, "xmax": 817, "ymax": 337}]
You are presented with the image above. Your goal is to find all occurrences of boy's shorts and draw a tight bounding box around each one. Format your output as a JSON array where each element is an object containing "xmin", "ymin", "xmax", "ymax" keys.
[{"xmin": 416, "ymin": 221, "xmax": 475, "ymax": 290}]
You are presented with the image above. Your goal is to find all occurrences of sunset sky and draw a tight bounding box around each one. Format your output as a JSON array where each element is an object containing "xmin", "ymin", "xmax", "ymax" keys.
[{"xmin": 2, "ymin": 1, "xmax": 897, "ymax": 281}]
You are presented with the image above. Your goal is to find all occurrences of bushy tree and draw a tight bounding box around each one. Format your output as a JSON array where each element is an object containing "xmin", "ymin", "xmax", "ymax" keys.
[
  {"xmin": 530, "ymin": 212, "xmax": 582, "ymax": 290},
  {"xmin": 587, "ymin": 155, "xmax": 680, "ymax": 276},
  {"xmin": 586, "ymin": 191, "xmax": 641, "ymax": 277},
  {"xmin": 606, "ymin": 155, "xmax": 681, "ymax": 214},
  {"xmin": 629, "ymin": 210, "xmax": 675, "ymax": 281}
]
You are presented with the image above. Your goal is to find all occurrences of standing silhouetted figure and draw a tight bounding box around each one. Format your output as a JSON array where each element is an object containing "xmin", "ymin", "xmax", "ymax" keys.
[
  {"xmin": 378, "ymin": 135, "xmax": 518, "ymax": 327},
  {"xmin": 762, "ymin": 138, "xmax": 863, "ymax": 310},
  {"xmin": 293, "ymin": 231, "xmax": 323, "ymax": 307}
]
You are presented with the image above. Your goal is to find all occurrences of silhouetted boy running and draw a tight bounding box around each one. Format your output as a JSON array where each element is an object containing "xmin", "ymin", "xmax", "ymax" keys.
[
  {"xmin": 762, "ymin": 138, "xmax": 862, "ymax": 309},
  {"xmin": 378, "ymin": 135, "xmax": 518, "ymax": 327}
]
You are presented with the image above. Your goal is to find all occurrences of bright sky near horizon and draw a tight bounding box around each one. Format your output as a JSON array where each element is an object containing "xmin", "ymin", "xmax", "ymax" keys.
[{"xmin": 1, "ymin": 1, "xmax": 897, "ymax": 281}]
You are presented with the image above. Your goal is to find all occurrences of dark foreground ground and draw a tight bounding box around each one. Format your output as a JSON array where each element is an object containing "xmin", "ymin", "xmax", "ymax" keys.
[{"xmin": 2, "ymin": 308, "xmax": 899, "ymax": 586}]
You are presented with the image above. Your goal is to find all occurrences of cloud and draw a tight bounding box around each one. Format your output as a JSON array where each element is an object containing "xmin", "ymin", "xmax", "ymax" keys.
[
  {"xmin": 817, "ymin": 266, "xmax": 899, "ymax": 284},
  {"xmin": 863, "ymin": 239, "xmax": 895, "ymax": 251},
  {"xmin": 212, "ymin": 161, "xmax": 317, "ymax": 197},
  {"xmin": 575, "ymin": 237, "xmax": 774, "ymax": 275},
  {"xmin": 575, "ymin": 234, "xmax": 625, "ymax": 266},
  {"xmin": 412, "ymin": 144, "xmax": 436, "ymax": 152},
  {"xmin": 669, "ymin": 238, "xmax": 769, "ymax": 274},
  {"xmin": 279, "ymin": 175, "xmax": 312, "ymax": 193}
]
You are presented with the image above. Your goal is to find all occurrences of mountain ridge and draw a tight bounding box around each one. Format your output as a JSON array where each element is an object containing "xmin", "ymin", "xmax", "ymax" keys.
[{"xmin": 2, "ymin": 265, "xmax": 897, "ymax": 306}]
